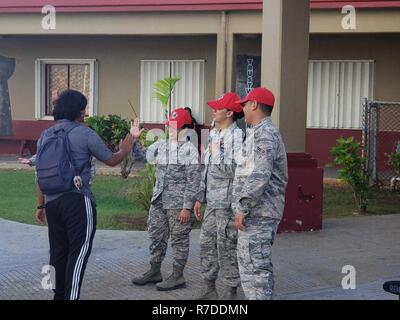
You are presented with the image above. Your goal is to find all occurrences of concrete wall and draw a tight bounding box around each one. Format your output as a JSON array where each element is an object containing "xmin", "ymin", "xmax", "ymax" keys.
[
  {"xmin": 310, "ymin": 8, "xmax": 400, "ymax": 33},
  {"xmin": 0, "ymin": 35, "xmax": 217, "ymax": 123},
  {"xmin": 232, "ymin": 33, "xmax": 400, "ymax": 165},
  {"xmin": 310, "ymin": 34, "xmax": 400, "ymax": 102},
  {"xmin": 2, "ymin": 32, "xmax": 400, "ymax": 160},
  {"xmin": 1, "ymin": 9, "xmax": 399, "ymax": 35},
  {"xmin": 308, "ymin": 34, "xmax": 400, "ymax": 165},
  {"xmin": 233, "ymin": 33, "xmax": 400, "ymax": 102}
]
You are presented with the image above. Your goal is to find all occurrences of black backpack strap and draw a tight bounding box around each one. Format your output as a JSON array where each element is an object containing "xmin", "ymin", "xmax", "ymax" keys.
[
  {"xmin": 55, "ymin": 123, "xmax": 90, "ymax": 177},
  {"xmin": 62, "ymin": 123, "xmax": 81, "ymax": 176}
]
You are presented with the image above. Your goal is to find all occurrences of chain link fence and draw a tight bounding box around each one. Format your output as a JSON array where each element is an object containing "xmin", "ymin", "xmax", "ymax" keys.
[{"xmin": 363, "ymin": 99, "xmax": 400, "ymax": 187}]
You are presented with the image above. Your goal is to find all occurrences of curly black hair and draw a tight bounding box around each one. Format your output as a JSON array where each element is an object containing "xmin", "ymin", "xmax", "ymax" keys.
[{"xmin": 53, "ymin": 89, "xmax": 87, "ymax": 121}]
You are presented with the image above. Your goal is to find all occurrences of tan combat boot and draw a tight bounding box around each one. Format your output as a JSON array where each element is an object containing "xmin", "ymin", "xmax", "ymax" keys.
[
  {"xmin": 194, "ymin": 280, "xmax": 218, "ymax": 300},
  {"xmin": 156, "ymin": 266, "xmax": 186, "ymax": 291},
  {"xmin": 132, "ymin": 263, "xmax": 162, "ymax": 286}
]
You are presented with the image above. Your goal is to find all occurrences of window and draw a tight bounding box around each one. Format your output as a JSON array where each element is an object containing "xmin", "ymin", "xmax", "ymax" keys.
[
  {"xmin": 35, "ymin": 59, "xmax": 97, "ymax": 119},
  {"xmin": 307, "ymin": 60, "xmax": 374, "ymax": 129},
  {"xmin": 140, "ymin": 60, "xmax": 205, "ymax": 124}
]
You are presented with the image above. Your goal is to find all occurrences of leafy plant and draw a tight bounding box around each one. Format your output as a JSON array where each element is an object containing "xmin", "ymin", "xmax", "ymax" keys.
[
  {"xmin": 86, "ymin": 115, "xmax": 141, "ymax": 178},
  {"xmin": 386, "ymin": 142, "xmax": 400, "ymax": 174},
  {"xmin": 153, "ymin": 76, "xmax": 181, "ymax": 120},
  {"xmin": 133, "ymin": 164, "xmax": 156, "ymax": 212},
  {"xmin": 331, "ymin": 137, "xmax": 370, "ymax": 214},
  {"xmin": 86, "ymin": 115, "xmax": 130, "ymax": 151}
]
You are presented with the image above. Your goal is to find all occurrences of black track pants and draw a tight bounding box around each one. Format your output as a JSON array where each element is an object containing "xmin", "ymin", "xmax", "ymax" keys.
[{"xmin": 45, "ymin": 192, "xmax": 97, "ymax": 300}]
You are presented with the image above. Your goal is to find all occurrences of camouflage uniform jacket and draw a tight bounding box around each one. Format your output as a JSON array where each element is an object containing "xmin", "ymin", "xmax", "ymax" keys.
[
  {"xmin": 133, "ymin": 139, "xmax": 200, "ymax": 210},
  {"xmin": 232, "ymin": 117, "xmax": 288, "ymax": 220},
  {"xmin": 197, "ymin": 122, "xmax": 244, "ymax": 209}
]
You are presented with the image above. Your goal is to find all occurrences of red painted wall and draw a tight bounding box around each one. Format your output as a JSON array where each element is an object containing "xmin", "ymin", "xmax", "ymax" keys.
[
  {"xmin": 306, "ymin": 128, "xmax": 400, "ymax": 169},
  {"xmin": 0, "ymin": 120, "xmax": 54, "ymax": 155},
  {"xmin": 279, "ymin": 153, "xmax": 323, "ymax": 233},
  {"xmin": 1, "ymin": 121, "xmax": 399, "ymax": 172},
  {"xmin": 306, "ymin": 128, "xmax": 362, "ymax": 167},
  {"xmin": 376, "ymin": 131, "xmax": 400, "ymax": 171},
  {"xmin": 0, "ymin": 120, "xmax": 206, "ymax": 155}
]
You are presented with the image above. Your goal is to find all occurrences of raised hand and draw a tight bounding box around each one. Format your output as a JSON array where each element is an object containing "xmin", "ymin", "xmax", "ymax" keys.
[
  {"xmin": 130, "ymin": 118, "xmax": 144, "ymax": 140},
  {"xmin": 119, "ymin": 133, "xmax": 135, "ymax": 154}
]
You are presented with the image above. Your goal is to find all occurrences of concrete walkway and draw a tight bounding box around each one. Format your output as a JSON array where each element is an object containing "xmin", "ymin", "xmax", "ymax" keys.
[
  {"xmin": 0, "ymin": 155, "xmax": 146, "ymax": 176},
  {"xmin": 1, "ymin": 155, "xmax": 341, "ymax": 178},
  {"xmin": 1, "ymin": 214, "xmax": 399, "ymax": 300}
]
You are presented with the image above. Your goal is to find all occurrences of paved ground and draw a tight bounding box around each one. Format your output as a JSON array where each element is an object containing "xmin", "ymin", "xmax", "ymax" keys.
[
  {"xmin": 0, "ymin": 155, "xmax": 340, "ymax": 178},
  {"xmin": 0, "ymin": 155, "xmax": 145, "ymax": 176},
  {"xmin": 1, "ymin": 214, "xmax": 399, "ymax": 300}
]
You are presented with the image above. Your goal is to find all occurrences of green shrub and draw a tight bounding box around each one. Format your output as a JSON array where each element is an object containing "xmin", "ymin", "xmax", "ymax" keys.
[
  {"xmin": 86, "ymin": 115, "xmax": 143, "ymax": 178},
  {"xmin": 387, "ymin": 146, "xmax": 400, "ymax": 175},
  {"xmin": 86, "ymin": 115, "xmax": 130, "ymax": 151},
  {"xmin": 133, "ymin": 164, "xmax": 156, "ymax": 212},
  {"xmin": 331, "ymin": 137, "xmax": 370, "ymax": 213}
]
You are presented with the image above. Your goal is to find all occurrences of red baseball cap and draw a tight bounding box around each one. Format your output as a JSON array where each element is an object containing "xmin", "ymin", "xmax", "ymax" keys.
[
  {"xmin": 207, "ymin": 92, "xmax": 243, "ymax": 113},
  {"xmin": 236, "ymin": 87, "xmax": 275, "ymax": 107},
  {"xmin": 165, "ymin": 108, "xmax": 193, "ymax": 129}
]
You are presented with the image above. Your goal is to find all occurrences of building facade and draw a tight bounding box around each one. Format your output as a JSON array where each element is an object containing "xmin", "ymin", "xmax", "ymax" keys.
[{"xmin": 1, "ymin": 0, "xmax": 400, "ymax": 166}]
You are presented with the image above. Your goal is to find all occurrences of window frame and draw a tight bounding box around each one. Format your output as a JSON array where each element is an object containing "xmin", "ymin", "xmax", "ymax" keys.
[
  {"xmin": 307, "ymin": 59, "xmax": 375, "ymax": 130},
  {"xmin": 140, "ymin": 59, "xmax": 206, "ymax": 124},
  {"xmin": 35, "ymin": 58, "xmax": 98, "ymax": 120}
]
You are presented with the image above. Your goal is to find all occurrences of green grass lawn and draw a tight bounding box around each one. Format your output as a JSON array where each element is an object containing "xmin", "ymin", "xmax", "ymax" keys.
[
  {"xmin": 0, "ymin": 169, "xmax": 147, "ymax": 230},
  {"xmin": 0, "ymin": 170, "xmax": 399, "ymax": 230},
  {"xmin": 323, "ymin": 179, "xmax": 400, "ymax": 218}
]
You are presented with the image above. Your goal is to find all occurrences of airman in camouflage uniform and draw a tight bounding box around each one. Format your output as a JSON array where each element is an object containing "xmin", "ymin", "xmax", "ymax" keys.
[
  {"xmin": 194, "ymin": 93, "xmax": 244, "ymax": 300},
  {"xmin": 232, "ymin": 88, "xmax": 288, "ymax": 300},
  {"xmin": 131, "ymin": 109, "xmax": 201, "ymax": 291}
]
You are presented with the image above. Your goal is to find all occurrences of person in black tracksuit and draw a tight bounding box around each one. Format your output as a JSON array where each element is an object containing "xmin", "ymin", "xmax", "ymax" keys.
[{"xmin": 35, "ymin": 89, "xmax": 137, "ymax": 300}]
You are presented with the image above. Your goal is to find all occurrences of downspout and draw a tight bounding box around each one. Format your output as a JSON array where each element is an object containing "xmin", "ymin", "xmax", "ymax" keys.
[{"xmin": 221, "ymin": 11, "xmax": 228, "ymax": 93}]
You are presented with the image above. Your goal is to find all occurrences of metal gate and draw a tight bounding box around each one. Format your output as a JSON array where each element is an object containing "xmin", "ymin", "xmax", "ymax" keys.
[{"xmin": 363, "ymin": 99, "xmax": 400, "ymax": 187}]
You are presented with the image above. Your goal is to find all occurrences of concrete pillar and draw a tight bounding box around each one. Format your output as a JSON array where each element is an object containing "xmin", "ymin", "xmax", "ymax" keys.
[
  {"xmin": 261, "ymin": 0, "xmax": 310, "ymax": 153},
  {"xmin": 262, "ymin": 0, "xmax": 323, "ymax": 233}
]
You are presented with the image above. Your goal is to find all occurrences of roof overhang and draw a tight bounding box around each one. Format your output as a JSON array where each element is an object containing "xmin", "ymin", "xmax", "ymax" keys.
[{"xmin": 1, "ymin": 0, "xmax": 400, "ymax": 13}]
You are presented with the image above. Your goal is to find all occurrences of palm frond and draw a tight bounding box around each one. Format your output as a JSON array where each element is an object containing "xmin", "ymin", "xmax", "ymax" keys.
[{"xmin": 152, "ymin": 76, "xmax": 181, "ymax": 108}]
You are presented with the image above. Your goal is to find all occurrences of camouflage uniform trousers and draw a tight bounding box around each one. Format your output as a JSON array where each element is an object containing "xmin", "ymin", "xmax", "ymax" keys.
[
  {"xmin": 148, "ymin": 196, "xmax": 194, "ymax": 270},
  {"xmin": 237, "ymin": 217, "xmax": 279, "ymax": 300},
  {"xmin": 200, "ymin": 207, "xmax": 240, "ymax": 288}
]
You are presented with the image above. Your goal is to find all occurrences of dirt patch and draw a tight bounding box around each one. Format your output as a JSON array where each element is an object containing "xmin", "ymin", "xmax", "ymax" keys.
[
  {"xmin": 324, "ymin": 178, "xmax": 347, "ymax": 187},
  {"xmin": 112, "ymin": 215, "xmax": 148, "ymax": 230},
  {"xmin": 112, "ymin": 215, "xmax": 203, "ymax": 231}
]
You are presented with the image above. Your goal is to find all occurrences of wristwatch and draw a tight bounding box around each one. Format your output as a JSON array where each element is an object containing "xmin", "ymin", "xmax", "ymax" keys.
[{"xmin": 37, "ymin": 204, "xmax": 45, "ymax": 210}]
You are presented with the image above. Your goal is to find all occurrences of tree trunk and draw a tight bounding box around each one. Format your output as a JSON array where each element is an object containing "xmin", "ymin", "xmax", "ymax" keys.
[
  {"xmin": 358, "ymin": 195, "xmax": 368, "ymax": 214},
  {"xmin": 120, "ymin": 153, "xmax": 135, "ymax": 179},
  {"xmin": 0, "ymin": 55, "xmax": 16, "ymax": 136}
]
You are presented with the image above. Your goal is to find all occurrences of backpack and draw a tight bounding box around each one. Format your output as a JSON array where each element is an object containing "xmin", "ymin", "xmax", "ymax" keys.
[{"xmin": 36, "ymin": 123, "xmax": 80, "ymax": 195}]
